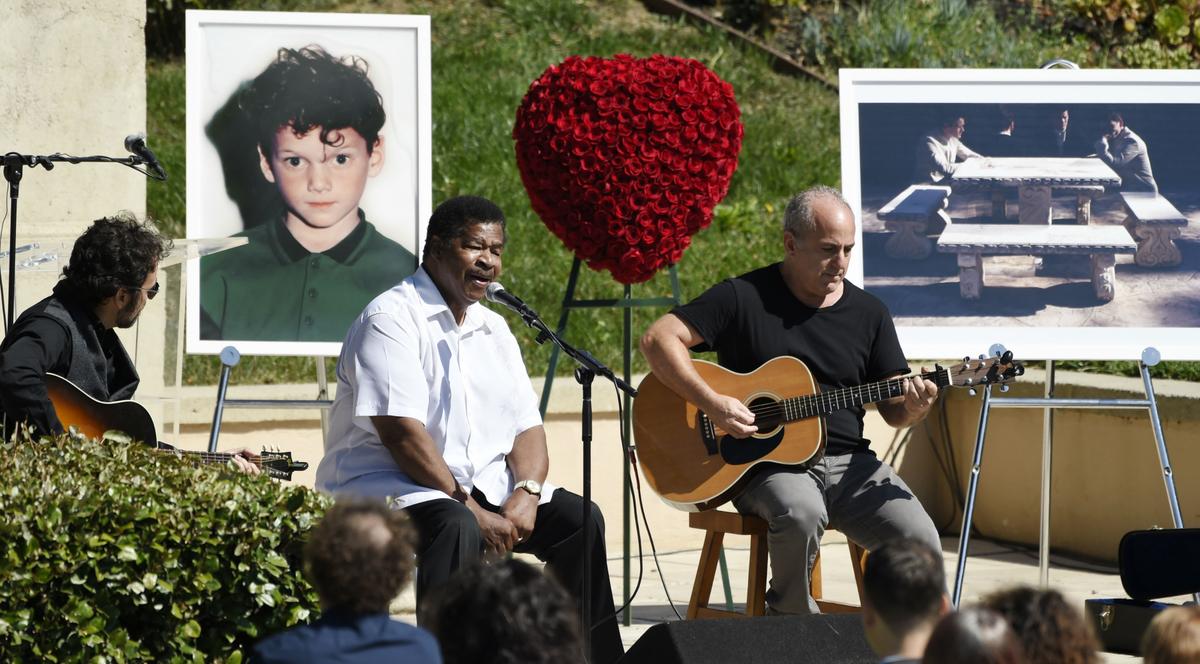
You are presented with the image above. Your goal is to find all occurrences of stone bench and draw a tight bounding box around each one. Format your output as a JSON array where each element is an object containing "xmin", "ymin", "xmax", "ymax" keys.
[
  {"xmin": 877, "ymin": 184, "xmax": 951, "ymax": 259},
  {"xmin": 936, "ymin": 223, "xmax": 1136, "ymax": 302},
  {"xmin": 1120, "ymin": 192, "xmax": 1189, "ymax": 267}
]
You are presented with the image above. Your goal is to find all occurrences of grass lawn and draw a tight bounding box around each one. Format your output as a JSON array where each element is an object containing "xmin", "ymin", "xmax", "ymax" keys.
[{"xmin": 149, "ymin": 0, "xmax": 1198, "ymax": 384}]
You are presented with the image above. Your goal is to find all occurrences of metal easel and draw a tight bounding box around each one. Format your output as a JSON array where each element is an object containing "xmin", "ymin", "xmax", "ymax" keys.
[
  {"xmin": 952, "ymin": 345, "xmax": 1197, "ymax": 606},
  {"xmin": 206, "ymin": 346, "xmax": 332, "ymax": 452}
]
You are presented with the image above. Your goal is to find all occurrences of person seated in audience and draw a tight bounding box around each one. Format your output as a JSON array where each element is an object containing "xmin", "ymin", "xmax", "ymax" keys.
[
  {"xmin": 861, "ymin": 537, "xmax": 951, "ymax": 664},
  {"xmin": 922, "ymin": 607, "xmax": 1023, "ymax": 664},
  {"xmin": 423, "ymin": 558, "xmax": 584, "ymax": 664},
  {"xmin": 1141, "ymin": 605, "xmax": 1200, "ymax": 664},
  {"xmin": 981, "ymin": 585, "xmax": 1100, "ymax": 664},
  {"xmin": 251, "ymin": 499, "xmax": 441, "ymax": 663}
]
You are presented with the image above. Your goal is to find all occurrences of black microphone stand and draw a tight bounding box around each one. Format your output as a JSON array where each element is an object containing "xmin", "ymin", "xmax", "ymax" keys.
[
  {"xmin": 511, "ymin": 303, "xmax": 636, "ymax": 660},
  {"xmin": 1, "ymin": 150, "xmax": 162, "ymax": 332}
]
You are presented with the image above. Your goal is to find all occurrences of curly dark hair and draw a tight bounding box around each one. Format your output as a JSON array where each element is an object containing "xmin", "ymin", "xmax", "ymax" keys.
[
  {"xmin": 422, "ymin": 195, "xmax": 507, "ymax": 259},
  {"xmin": 981, "ymin": 586, "xmax": 1100, "ymax": 664},
  {"xmin": 423, "ymin": 558, "xmax": 584, "ymax": 664},
  {"xmin": 303, "ymin": 499, "xmax": 416, "ymax": 615},
  {"xmin": 56, "ymin": 213, "xmax": 171, "ymax": 308},
  {"xmin": 240, "ymin": 45, "xmax": 386, "ymax": 158}
]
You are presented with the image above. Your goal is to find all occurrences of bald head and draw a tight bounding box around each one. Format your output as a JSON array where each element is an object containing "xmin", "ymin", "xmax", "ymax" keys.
[{"xmin": 783, "ymin": 185, "xmax": 854, "ymax": 240}]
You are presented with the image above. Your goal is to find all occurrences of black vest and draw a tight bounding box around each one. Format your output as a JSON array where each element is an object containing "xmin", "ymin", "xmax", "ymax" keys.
[{"xmin": 3, "ymin": 291, "xmax": 139, "ymax": 402}]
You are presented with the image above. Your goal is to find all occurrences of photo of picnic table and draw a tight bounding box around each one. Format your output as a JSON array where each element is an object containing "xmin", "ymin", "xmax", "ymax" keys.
[{"xmin": 950, "ymin": 157, "xmax": 1121, "ymax": 225}]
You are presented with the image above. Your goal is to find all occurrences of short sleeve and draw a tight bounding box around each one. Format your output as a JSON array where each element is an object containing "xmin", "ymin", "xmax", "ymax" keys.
[
  {"xmin": 866, "ymin": 301, "xmax": 909, "ymax": 381},
  {"xmin": 500, "ymin": 329, "xmax": 542, "ymax": 436},
  {"xmin": 671, "ymin": 279, "xmax": 738, "ymax": 352},
  {"xmin": 348, "ymin": 311, "xmax": 428, "ymax": 423}
]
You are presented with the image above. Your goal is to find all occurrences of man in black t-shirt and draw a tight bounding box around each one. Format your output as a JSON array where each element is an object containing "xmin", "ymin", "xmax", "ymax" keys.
[{"xmin": 640, "ymin": 185, "xmax": 942, "ymax": 615}]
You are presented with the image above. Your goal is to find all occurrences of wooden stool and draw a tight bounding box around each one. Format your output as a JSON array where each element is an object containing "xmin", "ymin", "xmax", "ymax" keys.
[{"xmin": 686, "ymin": 510, "xmax": 868, "ymax": 619}]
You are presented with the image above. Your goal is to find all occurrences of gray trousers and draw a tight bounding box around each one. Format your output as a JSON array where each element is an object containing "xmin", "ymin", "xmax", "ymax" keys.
[{"xmin": 732, "ymin": 452, "xmax": 942, "ymax": 614}]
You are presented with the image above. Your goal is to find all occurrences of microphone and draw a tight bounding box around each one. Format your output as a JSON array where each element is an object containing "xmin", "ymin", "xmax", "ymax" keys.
[
  {"xmin": 124, "ymin": 133, "xmax": 167, "ymax": 180},
  {"xmin": 485, "ymin": 282, "xmax": 540, "ymax": 320}
]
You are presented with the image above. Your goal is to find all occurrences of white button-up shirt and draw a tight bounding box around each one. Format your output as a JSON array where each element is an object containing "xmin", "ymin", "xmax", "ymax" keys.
[{"xmin": 315, "ymin": 268, "xmax": 554, "ymax": 508}]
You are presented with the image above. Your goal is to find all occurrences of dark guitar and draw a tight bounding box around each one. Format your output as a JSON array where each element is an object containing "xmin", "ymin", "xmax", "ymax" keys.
[
  {"xmin": 45, "ymin": 373, "xmax": 309, "ymax": 481},
  {"xmin": 633, "ymin": 353, "xmax": 1023, "ymax": 511}
]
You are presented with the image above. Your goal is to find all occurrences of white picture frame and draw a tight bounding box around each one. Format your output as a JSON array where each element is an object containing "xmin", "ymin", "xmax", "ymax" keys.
[
  {"xmin": 840, "ymin": 68, "xmax": 1200, "ymax": 361},
  {"xmin": 185, "ymin": 9, "xmax": 431, "ymax": 356}
]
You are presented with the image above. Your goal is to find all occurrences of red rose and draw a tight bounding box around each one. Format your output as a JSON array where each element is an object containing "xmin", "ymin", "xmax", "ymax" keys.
[{"xmin": 514, "ymin": 54, "xmax": 743, "ymax": 284}]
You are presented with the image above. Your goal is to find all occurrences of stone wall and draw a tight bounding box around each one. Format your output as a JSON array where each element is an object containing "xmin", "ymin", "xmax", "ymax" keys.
[{"xmin": 0, "ymin": 1, "xmax": 166, "ymax": 414}]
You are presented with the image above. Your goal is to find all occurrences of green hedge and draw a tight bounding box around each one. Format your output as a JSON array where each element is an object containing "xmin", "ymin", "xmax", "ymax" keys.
[{"xmin": 0, "ymin": 432, "xmax": 328, "ymax": 662}]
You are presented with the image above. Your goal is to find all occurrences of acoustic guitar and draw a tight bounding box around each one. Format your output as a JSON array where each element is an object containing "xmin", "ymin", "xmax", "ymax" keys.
[
  {"xmin": 44, "ymin": 373, "xmax": 309, "ymax": 481},
  {"xmin": 633, "ymin": 353, "xmax": 1023, "ymax": 511}
]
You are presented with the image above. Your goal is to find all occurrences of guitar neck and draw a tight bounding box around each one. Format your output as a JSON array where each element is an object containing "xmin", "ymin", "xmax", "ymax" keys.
[
  {"xmin": 170, "ymin": 449, "xmax": 259, "ymax": 468},
  {"xmin": 780, "ymin": 368, "xmax": 950, "ymax": 422}
]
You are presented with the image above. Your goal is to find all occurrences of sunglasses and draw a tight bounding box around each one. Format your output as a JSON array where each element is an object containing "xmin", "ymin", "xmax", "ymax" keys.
[{"xmin": 125, "ymin": 281, "xmax": 160, "ymax": 300}]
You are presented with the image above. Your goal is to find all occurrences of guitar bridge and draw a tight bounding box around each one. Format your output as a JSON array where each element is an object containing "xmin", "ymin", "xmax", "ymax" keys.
[{"xmin": 696, "ymin": 413, "xmax": 719, "ymax": 456}]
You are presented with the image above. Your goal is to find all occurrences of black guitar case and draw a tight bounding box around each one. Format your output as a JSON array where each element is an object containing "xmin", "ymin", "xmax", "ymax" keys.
[{"xmin": 1084, "ymin": 528, "xmax": 1200, "ymax": 655}]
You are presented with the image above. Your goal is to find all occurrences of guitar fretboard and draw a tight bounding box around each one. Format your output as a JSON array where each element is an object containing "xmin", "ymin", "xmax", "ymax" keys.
[{"xmin": 777, "ymin": 368, "xmax": 950, "ymax": 422}]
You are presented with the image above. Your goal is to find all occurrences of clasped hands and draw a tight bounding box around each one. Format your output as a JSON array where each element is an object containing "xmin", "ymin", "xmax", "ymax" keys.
[{"xmin": 470, "ymin": 489, "xmax": 539, "ymax": 558}]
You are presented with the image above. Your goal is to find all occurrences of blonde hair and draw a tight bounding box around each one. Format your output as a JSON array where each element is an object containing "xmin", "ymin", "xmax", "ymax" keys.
[{"xmin": 1141, "ymin": 606, "xmax": 1200, "ymax": 664}]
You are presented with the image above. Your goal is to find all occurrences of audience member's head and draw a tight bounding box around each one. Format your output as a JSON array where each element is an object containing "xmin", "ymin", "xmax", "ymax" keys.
[
  {"xmin": 922, "ymin": 607, "xmax": 1023, "ymax": 664},
  {"xmin": 424, "ymin": 558, "xmax": 583, "ymax": 664},
  {"xmin": 1141, "ymin": 605, "xmax": 1200, "ymax": 664},
  {"xmin": 861, "ymin": 537, "xmax": 950, "ymax": 660},
  {"xmin": 981, "ymin": 585, "xmax": 1100, "ymax": 664},
  {"xmin": 304, "ymin": 499, "xmax": 416, "ymax": 615}
]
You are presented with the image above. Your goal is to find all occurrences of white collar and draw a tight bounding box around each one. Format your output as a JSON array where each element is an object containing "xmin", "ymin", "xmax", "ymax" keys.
[{"xmin": 412, "ymin": 267, "xmax": 491, "ymax": 334}]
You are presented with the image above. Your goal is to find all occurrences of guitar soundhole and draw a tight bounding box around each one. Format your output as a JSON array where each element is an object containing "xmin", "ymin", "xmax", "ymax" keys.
[
  {"xmin": 718, "ymin": 394, "xmax": 785, "ymax": 466},
  {"xmin": 748, "ymin": 396, "xmax": 783, "ymax": 434}
]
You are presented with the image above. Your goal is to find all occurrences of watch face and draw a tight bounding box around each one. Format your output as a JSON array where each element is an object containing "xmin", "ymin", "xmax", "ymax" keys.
[{"xmin": 517, "ymin": 480, "xmax": 542, "ymax": 495}]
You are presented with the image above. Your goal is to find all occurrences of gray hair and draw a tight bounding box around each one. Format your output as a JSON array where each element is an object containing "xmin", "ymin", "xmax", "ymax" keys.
[{"xmin": 782, "ymin": 185, "xmax": 849, "ymax": 238}]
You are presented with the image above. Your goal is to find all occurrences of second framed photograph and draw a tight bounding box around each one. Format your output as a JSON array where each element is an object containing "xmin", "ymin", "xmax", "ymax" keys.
[
  {"xmin": 185, "ymin": 9, "xmax": 431, "ymax": 356},
  {"xmin": 840, "ymin": 69, "xmax": 1200, "ymax": 361}
]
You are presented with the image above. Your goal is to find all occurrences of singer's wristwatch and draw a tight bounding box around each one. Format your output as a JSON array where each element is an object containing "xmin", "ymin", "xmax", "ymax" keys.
[{"xmin": 514, "ymin": 479, "xmax": 543, "ymax": 497}]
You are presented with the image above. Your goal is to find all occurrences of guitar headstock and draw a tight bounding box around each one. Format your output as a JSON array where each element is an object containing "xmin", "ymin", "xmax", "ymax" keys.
[
  {"xmin": 941, "ymin": 350, "xmax": 1025, "ymax": 392},
  {"xmin": 259, "ymin": 449, "xmax": 309, "ymax": 481}
]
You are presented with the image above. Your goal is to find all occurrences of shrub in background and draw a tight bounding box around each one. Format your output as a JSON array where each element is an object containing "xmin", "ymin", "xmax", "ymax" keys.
[{"xmin": 0, "ymin": 432, "xmax": 328, "ymax": 662}]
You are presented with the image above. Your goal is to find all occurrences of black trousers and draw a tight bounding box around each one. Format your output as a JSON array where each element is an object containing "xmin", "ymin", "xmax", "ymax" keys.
[{"xmin": 405, "ymin": 488, "xmax": 623, "ymax": 664}]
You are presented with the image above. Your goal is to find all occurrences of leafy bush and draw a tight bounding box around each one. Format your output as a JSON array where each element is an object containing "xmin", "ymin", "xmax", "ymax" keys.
[{"xmin": 0, "ymin": 431, "xmax": 328, "ymax": 661}]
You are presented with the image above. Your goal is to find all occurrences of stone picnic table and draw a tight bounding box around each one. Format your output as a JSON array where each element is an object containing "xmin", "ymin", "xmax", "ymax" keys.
[{"xmin": 950, "ymin": 157, "xmax": 1121, "ymax": 225}]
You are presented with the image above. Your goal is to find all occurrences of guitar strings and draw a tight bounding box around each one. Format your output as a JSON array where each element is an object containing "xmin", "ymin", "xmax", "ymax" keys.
[{"xmin": 737, "ymin": 371, "xmax": 941, "ymax": 419}]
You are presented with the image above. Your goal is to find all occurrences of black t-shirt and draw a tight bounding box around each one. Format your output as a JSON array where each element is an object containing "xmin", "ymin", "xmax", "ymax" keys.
[{"xmin": 672, "ymin": 263, "xmax": 908, "ymax": 456}]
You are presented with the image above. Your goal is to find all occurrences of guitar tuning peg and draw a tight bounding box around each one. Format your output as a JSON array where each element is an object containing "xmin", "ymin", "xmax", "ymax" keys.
[
  {"xmin": 978, "ymin": 354, "xmax": 986, "ymax": 360},
  {"xmin": 1000, "ymin": 384, "xmax": 1010, "ymax": 393},
  {"xmin": 968, "ymin": 388, "xmax": 978, "ymax": 396},
  {"xmin": 962, "ymin": 356, "xmax": 970, "ymax": 364},
  {"xmin": 963, "ymin": 377, "xmax": 973, "ymax": 385}
]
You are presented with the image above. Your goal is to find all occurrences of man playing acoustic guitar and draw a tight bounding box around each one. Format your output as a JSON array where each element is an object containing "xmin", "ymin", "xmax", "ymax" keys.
[
  {"xmin": 640, "ymin": 185, "xmax": 943, "ymax": 615},
  {"xmin": 0, "ymin": 214, "xmax": 258, "ymax": 474}
]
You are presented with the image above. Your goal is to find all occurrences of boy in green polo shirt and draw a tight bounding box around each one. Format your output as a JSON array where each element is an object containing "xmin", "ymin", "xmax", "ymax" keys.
[{"xmin": 200, "ymin": 46, "xmax": 416, "ymax": 343}]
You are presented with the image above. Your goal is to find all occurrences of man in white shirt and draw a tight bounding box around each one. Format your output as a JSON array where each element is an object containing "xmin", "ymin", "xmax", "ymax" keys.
[
  {"xmin": 913, "ymin": 114, "xmax": 983, "ymax": 184},
  {"xmin": 316, "ymin": 195, "xmax": 622, "ymax": 664}
]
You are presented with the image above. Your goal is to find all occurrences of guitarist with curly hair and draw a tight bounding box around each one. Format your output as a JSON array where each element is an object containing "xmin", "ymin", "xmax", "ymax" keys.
[
  {"xmin": 0, "ymin": 214, "xmax": 258, "ymax": 473},
  {"xmin": 640, "ymin": 185, "xmax": 944, "ymax": 616}
]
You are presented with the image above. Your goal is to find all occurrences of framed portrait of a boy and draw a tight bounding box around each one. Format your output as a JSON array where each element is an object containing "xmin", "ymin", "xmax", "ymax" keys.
[
  {"xmin": 185, "ymin": 10, "xmax": 431, "ymax": 356},
  {"xmin": 840, "ymin": 69, "xmax": 1200, "ymax": 361}
]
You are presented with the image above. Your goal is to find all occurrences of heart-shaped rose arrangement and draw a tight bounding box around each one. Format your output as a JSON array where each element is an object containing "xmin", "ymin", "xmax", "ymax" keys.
[{"xmin": 513, "ymin": 54, "xmax": 743, "ymax": 285}]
